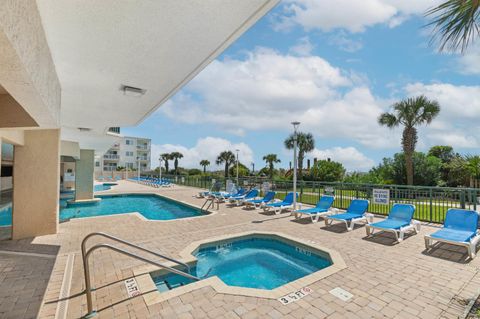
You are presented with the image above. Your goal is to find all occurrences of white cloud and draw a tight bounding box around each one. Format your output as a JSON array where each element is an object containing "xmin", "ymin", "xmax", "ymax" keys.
[
  {"xmin": 150, "ymin": 137, "xmax": 254, "ymax": 169},
  {"xmin": 404, "ymin": 82, "xmax": 480, "ymax": 148},
  {"xmin": 159, "ymin": 48, "xmax": 395, "ymax": 148},
  {"xmin": 328, "ymin": 32, "xmax": 363, "ymax": 53},
  {"xmin": 456, "ymin": 43, "xmax": 480, "ymax": 75},
  {"xmin": 310, "ymin": 146, "xmax": 375, "ymax": 171},
  {"xmin": 289, "ymin": 36, "xmax": 314, "ymax": 56},
  {"xmin": 274, "ymin": 0, "xmax": 442, "ymax": 33}
]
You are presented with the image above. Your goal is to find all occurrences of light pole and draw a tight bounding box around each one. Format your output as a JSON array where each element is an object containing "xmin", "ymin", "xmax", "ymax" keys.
[
  {"xmin": 291, "ymin": 121, "xmax": 300, "ymax": 211},
  {"xmin": 235, "ymin": 149, "xmax": 240, "ymax": 186},
  {"xmin": 158, "ymin": 156, "xmax": 163, "ymax": 181},
  {"xmin": 136, "ymin": 156, "xmax": 140, "ymax": 180},
  {"xmin": 251, "ymin": 162, "xmax": 255, "ymax": 175}
]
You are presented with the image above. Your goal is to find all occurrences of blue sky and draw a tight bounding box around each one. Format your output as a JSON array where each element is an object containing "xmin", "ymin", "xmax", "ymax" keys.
[{"xmin": 122, "ymin": 0, "xmax": 480, "ymax": 172}]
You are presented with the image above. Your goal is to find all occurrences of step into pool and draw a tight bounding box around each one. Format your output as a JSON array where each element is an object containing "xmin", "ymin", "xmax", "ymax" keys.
[{"xmin": 152, "ymin": 236, "xmax": 333, "ymax": 291}]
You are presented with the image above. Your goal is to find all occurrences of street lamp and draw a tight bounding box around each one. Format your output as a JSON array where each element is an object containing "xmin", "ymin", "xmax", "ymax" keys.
[
  {"xmin": 158, "ymin": 156, "xmax": 163, "ymax": 181},
  {"xmin": 136, "ymin": 156, "xmax": 140, "ymax": 180},
  {"xmin": 251, "ymin": 162, "xmax": 255, "ymax": 175},
  {"xmin": 235, "ymin": 149, "xmax": 240, "ymax": 186},
  {"xmin": 291, "ymin": 121, "xmax": 300, "ymax": 211}
]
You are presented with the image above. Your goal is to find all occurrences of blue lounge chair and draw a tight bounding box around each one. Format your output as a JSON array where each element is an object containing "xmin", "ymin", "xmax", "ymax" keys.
[
  {"xmin": 366, "ymin": 203, "xmax": 417, "ymax": 242},
  {"xmin": 229, "ymin": 189, "xmax": 259, "ymax": 206},
  {"xmin": 294, "ymin": 195, "xmax": 335, "ymax": 223},
  {"xmin": 425, "ymin": 209, "xmax": 480, "ymax": 259},
  {"xmin": 244, "ymin": 191, "xmax": 276, "ymax": 209},
  {"xmin": 263, "ymin": 192, "xmax": 298, "ymax": 215},
  {"xmin": 214, "ymin": 188, "xmax": 245, "ymax": 201},
  {"xmin": 324, "ymin": 199, "xmax": 370, "ymax": 230}
]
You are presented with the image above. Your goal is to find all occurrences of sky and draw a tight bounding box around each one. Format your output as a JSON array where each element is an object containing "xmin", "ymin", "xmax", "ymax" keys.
[{"xmin": 121, "ymin": 0, "xmax": 480, "ymax": 172}]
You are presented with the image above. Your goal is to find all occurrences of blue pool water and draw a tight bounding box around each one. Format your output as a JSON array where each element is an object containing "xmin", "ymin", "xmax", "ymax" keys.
[
  {"xmin": 152, "ymin": 236, "xmax": 332, "ymax": 291},
  {"xmin": 94, "ymin": 183, "xmax": 117, "ymax": 192},
  {"xmin": 60, "ymin": 194, "xmax": 204, "ymax": 221},
  {"xmin": 0, "ymin": 205, "xmax": 12, "ymax": 227},
  {"xmin": 0, "ymin": 194, "xmax": 204, "ymax": 226}
]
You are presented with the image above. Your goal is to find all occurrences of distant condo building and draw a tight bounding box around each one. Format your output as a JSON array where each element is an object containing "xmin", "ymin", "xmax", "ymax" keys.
[{"xmin": 96, "ymin": 136, "xmax": 151, "ymax": 173}]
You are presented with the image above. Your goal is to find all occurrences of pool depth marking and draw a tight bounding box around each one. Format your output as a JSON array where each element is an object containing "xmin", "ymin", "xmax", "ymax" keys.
[{"xmin": 278, "ymin": 287, "xmax": 313, "ymax": 305}]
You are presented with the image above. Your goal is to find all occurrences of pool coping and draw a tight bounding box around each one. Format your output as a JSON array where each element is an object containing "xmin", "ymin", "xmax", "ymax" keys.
[
  {"xmin": 61, "ymin": 192, "xmax": 216, "ymax": 223},
  {"xmin": 132, "ymin": 230, "xmax": 347, "ymax": 304}
]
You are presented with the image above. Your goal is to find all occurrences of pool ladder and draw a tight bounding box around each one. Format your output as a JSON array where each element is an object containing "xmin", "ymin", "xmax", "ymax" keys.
[
  {"xmin": 81, "ymin": 232, "xmax": 200, "ymax": 318},
  {"xmin": 201, "ymin": 196, "xmax": 219, "ymax": 212}
]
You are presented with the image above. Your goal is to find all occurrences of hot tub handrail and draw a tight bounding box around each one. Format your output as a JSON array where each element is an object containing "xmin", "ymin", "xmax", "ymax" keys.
[{"xmin": 81, "ymin": 232, "xmax": 198, "ymax": 318}]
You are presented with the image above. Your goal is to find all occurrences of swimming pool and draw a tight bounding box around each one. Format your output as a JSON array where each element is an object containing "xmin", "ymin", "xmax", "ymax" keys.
[
  {"xmin": 152, "ymin": 235, "xmax": 333, "ymax": 291},
  {"xmin": 0, "ymin": 194, "xmax": 205, "ymax": 226},
  {"xmin": 94, "ymin": 183, "xmax": 117, "ymax": 192},
  {"xmin": 60, "ymin": 194, "xmax": 204, "ymax": 221}
]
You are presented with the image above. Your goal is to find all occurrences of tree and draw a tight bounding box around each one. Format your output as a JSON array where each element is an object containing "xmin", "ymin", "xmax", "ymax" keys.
[
  {"xmin": 199, "ymin": 160, "xmax": 210, "ymax": 174},
  {"xmin": 311, "ymin": 159, "xmax": 345, "ymax": 182},
  {"xmin": 262, "ymin": 154, "xmax": 281, "ymax": 179},
  {"xmin": 373, "ymin": 152, "xmax": 443, "ymax": 186},
  {"xmin": 426, "ymin": 0, "xmax": 480, "ymax": 53},
  {"xmin": 228, "ymin": 162, "xmax": 249, "ymax": 178},
  {"xmin": 466, "ymin": 155, "xmax": 480, "ymax": 186},
  {"xmin": 378, "ymin": 95, "xmax": 440, "ymax": 185},
  {"xmin": 284, "ymin": 132, "xmax": 315, "ymax": 180},
  {"xmin": 445, "ymin": 155, "xmax": 470, "ymax": 186},
  {"xmin": 216, "ymin": 151, "xmax": 236, "ymax": 178},
  {"xmin": 161, "ymin": 153, "xmax": 171, "ymax": 173},
  {"xmin": 428, "ymin": 145, "xmax": 455, "ymax": 163},
  {"xmin": 170, "ymin": 152, "xmax": 183, "ymax": 175}
]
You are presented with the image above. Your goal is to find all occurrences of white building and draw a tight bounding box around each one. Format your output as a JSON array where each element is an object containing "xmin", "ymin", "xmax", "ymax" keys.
[{"xmin": 96, "ymin": 136, "xmax": 151, "ymax": 173}]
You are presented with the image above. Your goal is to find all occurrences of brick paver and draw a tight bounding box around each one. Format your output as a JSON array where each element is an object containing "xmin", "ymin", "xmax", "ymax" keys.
[{"xmin": 1, "ymin": 180, "xmax": 480, "ymax": 318}]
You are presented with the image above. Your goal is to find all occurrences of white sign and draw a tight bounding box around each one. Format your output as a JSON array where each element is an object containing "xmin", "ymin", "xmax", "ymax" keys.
[
  {"xmin": 373, "ymin": 188, "xmax": 390, "ymax": 205},
  {"xmin": 325, "ymin": 186, "xmax": 334, "ymax": 194},
  {"xmin": 329, "ymin": 287, "xmax": 353, "ymax": 302},
  {"xmin": 278, "ymin": 287, "xmax": 313, "ymax": 305},
  {"xmin": 124, "ymin": 278, "xmax": 141, "ymax": 297}
]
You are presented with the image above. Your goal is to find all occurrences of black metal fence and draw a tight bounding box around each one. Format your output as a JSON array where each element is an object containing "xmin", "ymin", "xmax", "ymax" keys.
[{"xmin": 147, "ymin": 174, "xmax": 479, "ymax": 224}]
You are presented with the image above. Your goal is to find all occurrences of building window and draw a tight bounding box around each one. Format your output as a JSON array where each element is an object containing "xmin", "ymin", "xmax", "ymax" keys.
[
  {"xmin": 125, "ymin": 151, "xmax": 133, "ymax": 156},
  {"xmin": 95, "ymin": 161, "xmax": 100, "ymax": 167},
  {"xmin": 125, "ymin": 139, "xmax": 134, "ymax": 145},
  {"xmin": 126, "ymin": 163, "xmax": 134, "ymax": 169}
]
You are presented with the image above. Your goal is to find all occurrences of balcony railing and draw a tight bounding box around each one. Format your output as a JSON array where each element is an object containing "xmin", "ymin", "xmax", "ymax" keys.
[
  {"xmin": 137, "ymin": 157, "xmax": 149, "ymax": 161},
  {"xmin": 137, "ymin": 145, "xmax": 149, "ymax": 150},
  {"xmin": 104, "ymin": 154, "xmax": 120, "ymax": 160}
]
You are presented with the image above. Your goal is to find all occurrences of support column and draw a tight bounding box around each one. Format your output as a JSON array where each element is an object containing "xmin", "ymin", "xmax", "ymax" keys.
[
  {"xmin": 12, "ymin": 129, "xmax": 60, "ymax": 239},
  {"xmin": 74, "ymin": 149, "xmax": 95, "ymax": 202}
]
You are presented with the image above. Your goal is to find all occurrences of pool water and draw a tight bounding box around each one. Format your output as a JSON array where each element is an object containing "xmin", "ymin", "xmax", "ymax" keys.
[
  {"xmin": 0, "ymin": 205, "xmax": 12, "ymax": 227},
  {"xmin": 94, "ymin": 183, "xmax": 117, "ymax": 192},
  {"xmin": 60, "ymin": 194, "xmax": 204, "ymax": 221},
  {"xmin": 0, "ymin": 194, "xmax": 204, "ymax": 226},
  {"xmin": 152, "ymin": 236, "xmax": 332, "ymax": 291}
]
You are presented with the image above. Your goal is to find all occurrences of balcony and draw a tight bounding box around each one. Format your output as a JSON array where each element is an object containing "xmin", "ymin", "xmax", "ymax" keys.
[
  {"xmin": 137, "ymin": 145, "xmax": 149, "ymax": 150},
  {"xmin": 137, "ymin": 157, "xmax": 149, "ymax": 161},
  {"xmin": 104, "ymin": 154, "xmax": 120, "ymax": 160}
]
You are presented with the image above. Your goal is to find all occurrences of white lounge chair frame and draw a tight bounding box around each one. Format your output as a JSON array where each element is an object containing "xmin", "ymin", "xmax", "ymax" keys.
[
  {"xmin": 424, "ymin": 231, "xmax": 480, "ymax": 259},
  {"xmin": 263, "ymin": 201, "xmax": 293, "ymax": 215},
  {"xmin": 295, "ymin": 205, "xmax": 338, "ymax": 223},
  {"xmin": 366, "ymin": 221, "xmax": 419, "ymax": 242},
  {"xmin": 324, "ymin": 213, "xmax": 370, "ymax": 231}
]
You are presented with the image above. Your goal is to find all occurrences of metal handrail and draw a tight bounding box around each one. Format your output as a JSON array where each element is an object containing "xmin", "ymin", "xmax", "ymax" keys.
[
  {"xmin": 81, "ymin": 233, "xmax": 199, "ymax": 318},
  {"xmin": 81, "ymin": 232, "xmax": 191, "ymax": 273}
]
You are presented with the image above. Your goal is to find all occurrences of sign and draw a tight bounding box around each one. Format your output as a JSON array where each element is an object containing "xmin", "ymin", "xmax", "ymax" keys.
[
  {"xmin": 329, "ymin": 287, "xmax": 353, "ymax": 302},
  {"xmin": 373, "ymin": 189, "xmax": 390, "ymax": 205},
  {"xmin": 278, "ymin": 287, "xmax": 313, "ymax": 305},
  {"xmin": 325, "ymin": 186, "xmax": 334, "ymax": 195},
  {"xmin": 124, "ymin": 278, "xmax": 141, "ymax": 297}
]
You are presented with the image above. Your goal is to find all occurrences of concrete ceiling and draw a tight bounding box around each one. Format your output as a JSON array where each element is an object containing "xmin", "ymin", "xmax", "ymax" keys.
[{"xmin": 36, "ymin": 0, "xmax": 278, "ymax": 132}]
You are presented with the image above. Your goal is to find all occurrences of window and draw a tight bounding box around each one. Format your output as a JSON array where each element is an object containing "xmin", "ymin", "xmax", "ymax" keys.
[
  {"xmin": 125, "ymin": 139, "xmax": 134, "ymax": 145},
  {"xmin": 126, "ymin": 163, "xmax": 134, "ymax": 169},
  {"xmin": 95, "ymin": 161, "xmax": 100, "ymax": 167},
  {"xmin": 125, "ymin": 151, "xmax": 133, "ymax": 157}
]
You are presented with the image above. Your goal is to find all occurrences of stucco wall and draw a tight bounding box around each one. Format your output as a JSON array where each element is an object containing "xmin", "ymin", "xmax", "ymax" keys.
[
  {"xmin": 75, "ymin": 149, "xmax": 94, "ymax": 201},
  {"xmin": 12, "ymin": 129, "xmax": 60, "ymax": 239}
]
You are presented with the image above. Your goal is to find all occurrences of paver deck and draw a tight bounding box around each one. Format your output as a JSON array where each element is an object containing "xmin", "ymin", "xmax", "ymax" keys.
[{"xmin": 1, "ymin": 180, "xmax": 480, "ymax": 319}]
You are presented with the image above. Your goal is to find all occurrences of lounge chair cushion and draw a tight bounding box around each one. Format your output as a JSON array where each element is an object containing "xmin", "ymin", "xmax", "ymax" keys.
[
  {"xmin": 296, "ymin": 208, "xmax": 328, "ymax": 215},
  {"xmin": 267, "ymin": 202, "xmax": 290, "ymax": 208},
  {"xmin": 370, "ymin": 219, "xmax": 410, "ymax": 230},
  {"xmin": 430, "ymin": 228, "xmax": 476, "ymax": 243},
  {"xmin": 329, "ymin": 212, "xmax": 364, "ymax": 221}
]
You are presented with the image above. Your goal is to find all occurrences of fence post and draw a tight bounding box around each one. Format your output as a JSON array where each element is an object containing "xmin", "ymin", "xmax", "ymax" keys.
[
  {"xmin": 429, "ymin": 188, "xmax": 433, "ymax": 223},
  {"xmin": 300, "ymin": 181, "xmax": 304, "ymax": 202},
  {"xmin": 460, "ymin": 190, "xmax": 466, "ymax": 209}
]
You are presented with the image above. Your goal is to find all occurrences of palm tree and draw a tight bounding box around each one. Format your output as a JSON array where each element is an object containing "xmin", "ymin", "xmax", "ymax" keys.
[
  {"xmin": 284, "ymin": 132, "xmax": 315, "ymax": 180},
  {"xmin": 216, "ymin": 151, "xmax": 236, "ymax": 178},
  {"xmin": 465, "ymin": 155, "xmax": 480, "ymax": 186},
  {"xmin": 169, "ymin": 152, "xmax": 183, "ymax": 175},
  {"xmin": 263, "ymin": 154, "xmax": 281, "ymax": 179},
  {"xmin": 199, "ymin": 159, "xmax": 210, "ymax": 174},
  {"xmin": 161, "ymin": 153, "xmax": 171, "ymax": 173},
  {"xmin": 378, "ymin": 95, "xmax": 440, "ymax": 185},
  {"xmin": 426, "ymin": 0, "xmax": 480, "ymax": 53}
]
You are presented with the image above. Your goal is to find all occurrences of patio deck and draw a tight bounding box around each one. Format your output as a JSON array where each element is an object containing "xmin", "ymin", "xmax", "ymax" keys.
[{"xmin": 1, "ymin": 180, "xmax": 480, "ymax": 319}]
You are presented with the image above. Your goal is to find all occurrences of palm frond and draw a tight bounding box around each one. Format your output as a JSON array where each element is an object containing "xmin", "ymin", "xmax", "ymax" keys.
[
  {"xmin": 426, "ymin": 0, "xmax": 480, "ymax": 53},
  {"xmin": 378, "ymin": 113, "xmax": 399, "ymax": 128}
]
